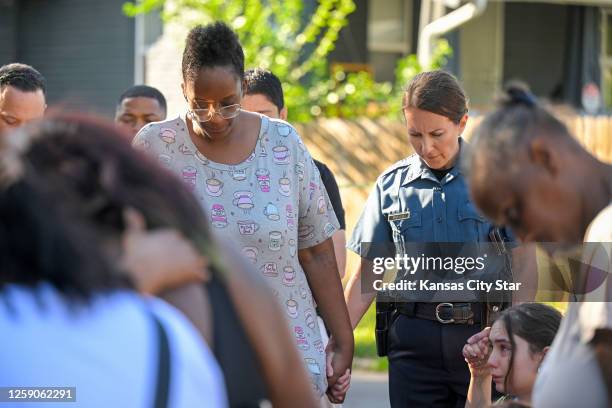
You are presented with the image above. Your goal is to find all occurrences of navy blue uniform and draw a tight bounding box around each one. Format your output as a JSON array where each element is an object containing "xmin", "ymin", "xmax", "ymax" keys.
[{"xmin": 348, "ymin": 140, "xmax": 502, "ymax": 407}]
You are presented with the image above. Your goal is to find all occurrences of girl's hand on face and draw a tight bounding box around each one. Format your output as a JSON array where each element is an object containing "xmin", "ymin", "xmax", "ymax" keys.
[
  {"xmin": 121, "ymin": 208, "xmax": 208, "ymax": 294},
  {"xmin": 463, "ymin": 327, "xmax": 492, "ymax": 378}
]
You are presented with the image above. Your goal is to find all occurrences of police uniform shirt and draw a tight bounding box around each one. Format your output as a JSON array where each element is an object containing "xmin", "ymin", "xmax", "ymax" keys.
[
  {"xmin": 348, "ymin": 139, "xmax": 493, "ymax": 256},
  {"xmin": 347, "ymin": 139, "xmax": 504, "ymax": 302}
]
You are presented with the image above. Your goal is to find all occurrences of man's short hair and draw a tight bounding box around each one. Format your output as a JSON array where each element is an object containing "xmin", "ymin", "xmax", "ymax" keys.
[
  {"xmin": 244, "ymin": 68, "xmax": 284, "ymax": 111},
  {"xmin": 0, "ymin": 63, "xmax": 46, "ymax": 95},
  {"xmin": 117, "ymin": 85, "xmax": 167, "ymax": 114}
]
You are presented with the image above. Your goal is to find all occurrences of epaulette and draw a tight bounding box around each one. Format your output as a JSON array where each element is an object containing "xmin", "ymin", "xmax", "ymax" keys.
[{"xmin": 378, "ymin": 153, "xmax": 420, "ymax": 180}]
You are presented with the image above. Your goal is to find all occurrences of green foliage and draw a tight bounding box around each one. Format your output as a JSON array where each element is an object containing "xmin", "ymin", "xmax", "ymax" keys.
[
  {"xmin": 123, "ymin": 0, "xmax": 451, "ymax": 122},
  {"xmin": 315, "ymin": 39, "xmax": 452, "ymax": 119}
]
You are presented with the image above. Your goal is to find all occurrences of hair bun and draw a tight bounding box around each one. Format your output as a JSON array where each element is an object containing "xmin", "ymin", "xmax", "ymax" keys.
[{"xmin": 499, "ymin": 81, "xmax": 537, "ymax": 108}]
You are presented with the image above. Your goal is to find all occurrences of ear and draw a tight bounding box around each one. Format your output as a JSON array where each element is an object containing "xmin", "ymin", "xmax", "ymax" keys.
[
  {"xmin": 537, "ymin": 345, "xmax": 550, "ymax": 371},
  {"xmin": 280, "ymin": 106, "xmax": 288, "ymax": 121},
  {"xmin": 241, "ymin": 79, "xmax": 247, "ymax": 99},
  {"xmin": 458, "ymin": 114, "xmax": 468, "ymax": 135},
  {"xmin": 181, "ymin": 82, "xmax": 188, "ymax": 102},
  {"xmin": 527, "ymin": 137, "xmax": 558, "ymax": 177}
]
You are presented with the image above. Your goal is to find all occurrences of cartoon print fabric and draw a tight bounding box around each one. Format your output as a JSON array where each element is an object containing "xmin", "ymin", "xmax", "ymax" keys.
[{"xmin": 134, "ymin": 114, "xmax": 339, "ymax": 396}]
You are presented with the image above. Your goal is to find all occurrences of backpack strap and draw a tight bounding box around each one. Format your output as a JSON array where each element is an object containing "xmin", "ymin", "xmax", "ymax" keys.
[{"xmin": 151, "ymin": 312, "xmax": 171, "ymax": 408}]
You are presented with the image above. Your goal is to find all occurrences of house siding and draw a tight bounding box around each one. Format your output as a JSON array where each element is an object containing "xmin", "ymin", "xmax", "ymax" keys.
[
  {"xmin": 1, "ymin": 0, "xmax": 135, "ymax": 117},
  {"xmin": 503, "ymin": 3, "xmax": 568, "ymax": 98}
]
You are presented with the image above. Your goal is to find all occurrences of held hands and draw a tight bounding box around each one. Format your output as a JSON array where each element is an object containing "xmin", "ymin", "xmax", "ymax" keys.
[
  {"xmin": 120, "ymin": 208, "xmax": 208, "ymax": 294},
  {"xmin": 325, "ymin": 336, "xmax": 353, "ymax": 403},
  {"xmin": 462, "ymin": 327, "xmax": 492, "ymax": 378}
]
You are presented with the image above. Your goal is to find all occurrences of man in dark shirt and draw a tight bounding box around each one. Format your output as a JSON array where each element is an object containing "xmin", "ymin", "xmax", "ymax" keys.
[{"xmin": 242, "ymin": 68, "xmax": 347, "ymax": 278}]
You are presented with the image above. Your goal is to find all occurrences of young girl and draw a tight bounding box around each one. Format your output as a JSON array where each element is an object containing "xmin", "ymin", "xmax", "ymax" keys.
[{"xmin": 463, "ymin": 303, "xmax": 562, "ymax": 407}]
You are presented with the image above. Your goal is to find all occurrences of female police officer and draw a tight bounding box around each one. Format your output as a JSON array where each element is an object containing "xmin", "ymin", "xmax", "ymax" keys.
[{"xmin": 345, "ymin": 70, "xmax": 508, "ymax": 407}]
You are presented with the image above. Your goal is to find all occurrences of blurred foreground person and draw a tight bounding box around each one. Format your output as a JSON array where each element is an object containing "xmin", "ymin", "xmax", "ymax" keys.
[
  {"xmin": 0, "ymin": 118, "xmax": 226, "ymax": 407},
  {"xmin": 0, "ymin": 115, "xmax": 317, "ymax": 408},
  {"xmin": 468, "ymin": 86, "xmax": 612, "ymax": 408}
]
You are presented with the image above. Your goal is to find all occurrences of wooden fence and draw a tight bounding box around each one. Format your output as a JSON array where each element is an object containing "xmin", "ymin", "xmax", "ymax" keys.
[{"xmin": 295, "ymin": 115, "xmax": 612, "ymax": 276}]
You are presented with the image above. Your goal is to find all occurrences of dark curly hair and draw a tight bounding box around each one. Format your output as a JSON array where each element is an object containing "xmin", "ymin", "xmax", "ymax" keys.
[
  {"xmin": 244, "ymin": 68, "xmax": 285, "ymax": 111},
  {"xmin": 181, "ymin": 22, "xmax": 245, "ymax": 82},
  {"xmin": 0, "ymin": 115, "xmax": 218, "ymax": 302}
]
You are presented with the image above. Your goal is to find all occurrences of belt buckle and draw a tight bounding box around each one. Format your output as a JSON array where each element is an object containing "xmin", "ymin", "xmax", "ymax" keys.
[{"xmin": 435, "ymin": 302, "xmax": 455, "ymax": 324}]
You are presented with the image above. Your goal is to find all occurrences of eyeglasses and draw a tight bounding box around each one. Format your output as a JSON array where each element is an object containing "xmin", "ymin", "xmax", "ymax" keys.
[{"xmin": 188, "ymin": 103, "xmax": 242, "ymax": 122}]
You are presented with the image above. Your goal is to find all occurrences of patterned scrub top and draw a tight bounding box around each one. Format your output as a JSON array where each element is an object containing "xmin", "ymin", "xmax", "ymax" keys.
[{"xmin": 133, "ymin": 114, "xmax": 339, "ymax": 396}]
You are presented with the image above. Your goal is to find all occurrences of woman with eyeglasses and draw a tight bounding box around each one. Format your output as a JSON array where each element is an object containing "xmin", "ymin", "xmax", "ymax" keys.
[{"xmin": 133, "ymin": 21, "xmax": 353, "ymax": 403}]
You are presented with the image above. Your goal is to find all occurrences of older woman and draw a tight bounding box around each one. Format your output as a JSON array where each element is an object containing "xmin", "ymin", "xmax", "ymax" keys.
[
  {"xmin": 133, "ymin": 22, "xmax": 353, "ymax": 402},
  {"xmin": 466, "ymin": 86, "xmax": 612, "ymax": 408},
  {"xmin": 345, "ymin": 70, "xmax": 512, "ymax": 407}
]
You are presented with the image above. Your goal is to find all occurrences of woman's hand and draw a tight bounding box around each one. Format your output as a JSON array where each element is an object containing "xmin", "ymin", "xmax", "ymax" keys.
[
  {"xmin": 325, "ymin": 335, "xmax": 352, "ymax": 403},
  {"xmin": 298, "ymin": 239, "xmax": 354, "ymax": 399},
  {"xmin": 327, "ymin": 367, "xmax": 351, "ymax": 403},
  {"xmin": 463, "ymin": 327, "xmax": 492, "ymax": 378},
  {"xmin": 121, "ymin": 209, "xmax": 208, "ymax": 294}
]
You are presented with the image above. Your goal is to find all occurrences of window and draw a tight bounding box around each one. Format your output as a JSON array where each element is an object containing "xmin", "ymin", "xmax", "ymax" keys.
[
  {"xmin": 368, "ymin": 0, "xmax": 412, "ymax": 53},
  {"xmin": 368, "ymin": 0, "xmax": 412, "ymax": 81}
]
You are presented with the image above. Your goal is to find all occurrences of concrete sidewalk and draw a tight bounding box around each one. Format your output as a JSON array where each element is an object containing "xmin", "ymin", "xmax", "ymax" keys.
[{"xmin": 342, "ymin": 370, "xmax": 390, "ymax": 408}]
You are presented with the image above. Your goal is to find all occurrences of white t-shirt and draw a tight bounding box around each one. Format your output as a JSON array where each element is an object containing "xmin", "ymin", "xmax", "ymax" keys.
[
  {"xmin": 0, "ymin": 284, "xmax": 227, "ymax": 408},
  {"xmin": 532, "ymin": 203, "xmax": 611, "ymax": 408}
]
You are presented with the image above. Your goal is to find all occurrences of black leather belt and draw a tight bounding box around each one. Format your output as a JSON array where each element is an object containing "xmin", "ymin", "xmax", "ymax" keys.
[{"xmin": 396, "ymin": 302, "xmax": 482, "ymax": 325}]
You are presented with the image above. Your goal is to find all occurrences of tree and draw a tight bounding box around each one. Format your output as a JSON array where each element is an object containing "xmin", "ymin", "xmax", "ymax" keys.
[
  {"xmin": 125, "ymin": 0, "xmax": 355, "ymax": 122},
  {"xmin": 124, "ymin": 0, "xmax": 451, "ymax": 122}
]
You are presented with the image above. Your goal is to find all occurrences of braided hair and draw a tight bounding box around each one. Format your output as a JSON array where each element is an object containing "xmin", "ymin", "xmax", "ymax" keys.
[{"xmin": 468, "ymin": 83, "xmax": 577, "ymax": 171}]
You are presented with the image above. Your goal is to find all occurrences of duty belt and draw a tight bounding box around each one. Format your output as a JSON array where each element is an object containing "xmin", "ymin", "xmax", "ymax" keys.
[{"xmin": 396, "ymin": 302, "xmax": 482, "ymax": 325}]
